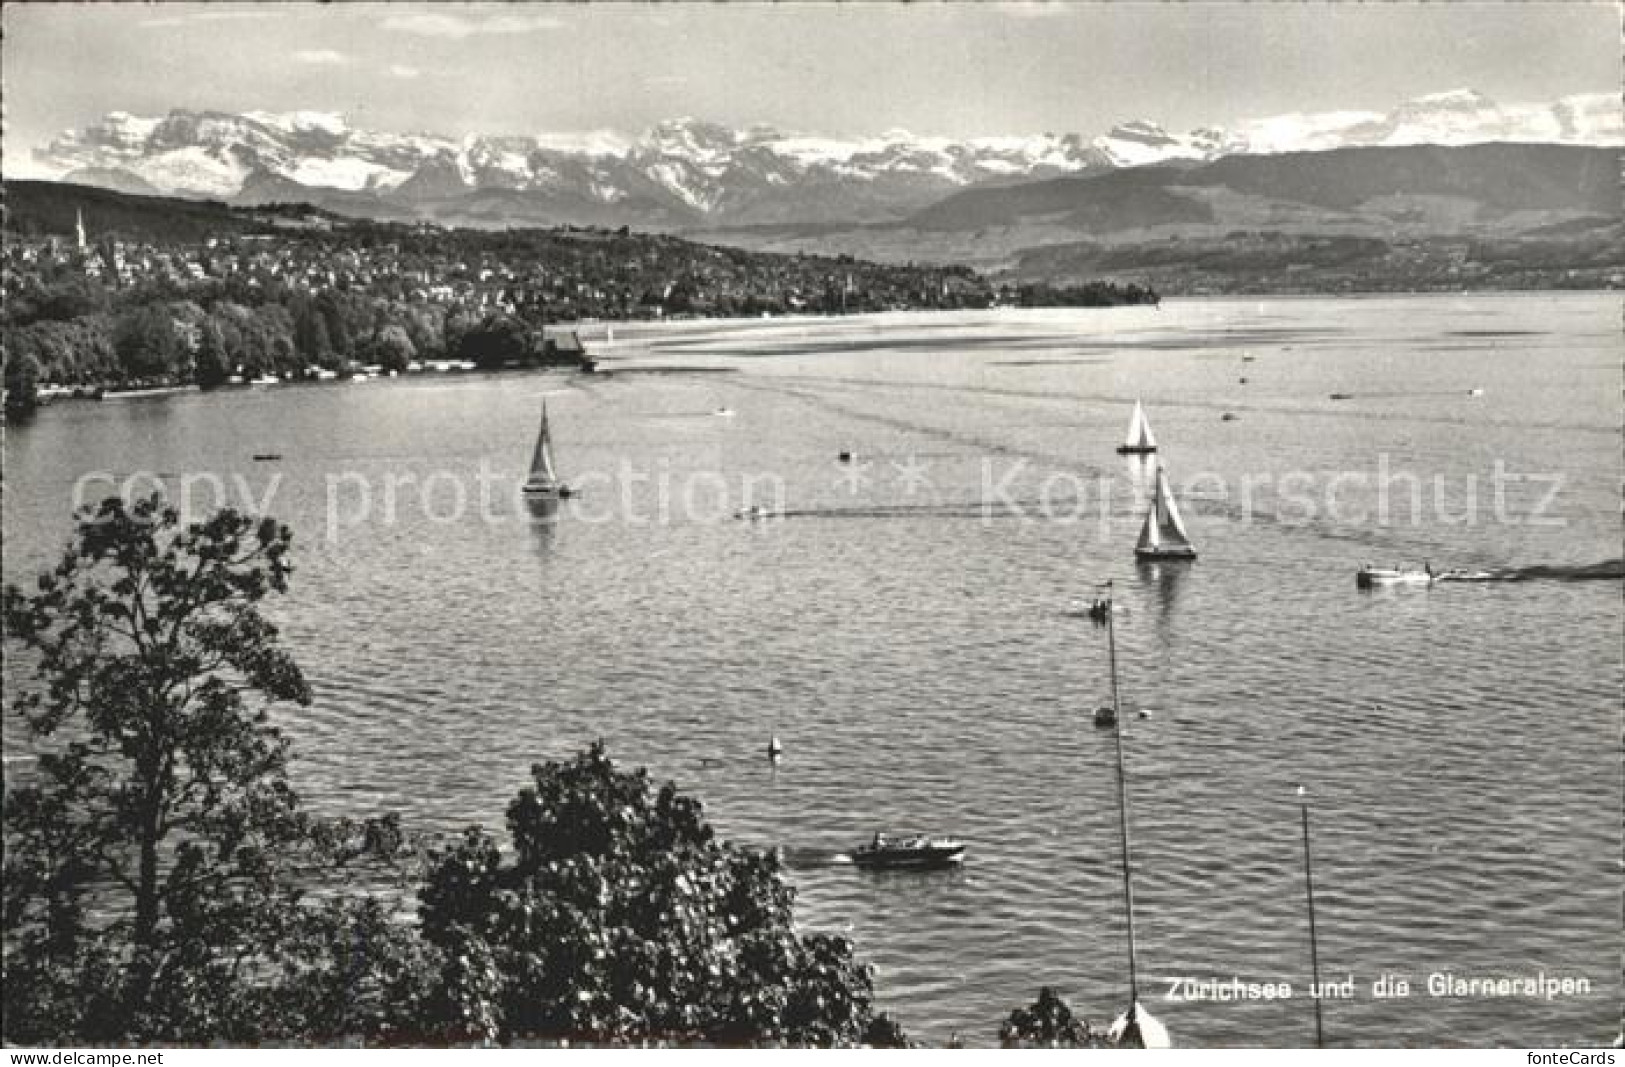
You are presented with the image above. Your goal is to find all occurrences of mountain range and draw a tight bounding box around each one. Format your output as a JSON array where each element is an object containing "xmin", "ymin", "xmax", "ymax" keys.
[{"xmin": 35, "ymin": 90, "xmax": 1622, "ymax": 231}]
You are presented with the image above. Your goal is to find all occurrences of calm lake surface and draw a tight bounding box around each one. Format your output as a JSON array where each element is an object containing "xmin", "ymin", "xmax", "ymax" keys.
[{"xmin": 5, "ymin": 294, "xmax": 1621, "ymax": 1047}]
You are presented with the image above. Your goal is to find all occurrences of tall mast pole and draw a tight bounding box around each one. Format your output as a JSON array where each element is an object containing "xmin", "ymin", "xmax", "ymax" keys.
[
  {"xmin": 1299, "ymin": 786, "xmax": 1325, "ymax": 1048},
  {"xmin": 1105, "ymin": 584, "xmax": 1140, "ymax": 1011}
]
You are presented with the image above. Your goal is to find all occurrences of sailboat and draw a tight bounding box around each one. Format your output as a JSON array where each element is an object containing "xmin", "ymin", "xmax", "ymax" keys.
[
  {"xmin": 1116, "ymin": 400, "xmax": 1158, "ymax": 455},
  {"xmin": 1097, "ymin": 583, "xmax": 1173, "ymax": 1049},
  {"xmin": 521, "ymin": 402, "xmax": 572, "ymax": 507},
  {"xmin": 1134, "ymin": 464, "xmax": 1196, "ymax": 561}
]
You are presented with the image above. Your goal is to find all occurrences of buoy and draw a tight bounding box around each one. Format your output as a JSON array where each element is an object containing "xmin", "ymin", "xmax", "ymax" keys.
[{"xmin": 767, "ymin": 735, "xmax": 783, "ymax": 761}]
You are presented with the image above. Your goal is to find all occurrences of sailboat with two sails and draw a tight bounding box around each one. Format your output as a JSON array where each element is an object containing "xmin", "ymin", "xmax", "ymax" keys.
[
  {"xmin": 1134, "ymin": 463, "xmax": 1197, "ymax": 562},
  {"xmin": 521, "ymin": 401, "xmax": 573, "ymax": 509}
]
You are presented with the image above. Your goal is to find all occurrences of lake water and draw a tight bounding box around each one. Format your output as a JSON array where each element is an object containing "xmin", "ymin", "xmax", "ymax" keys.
[{"xmin": 4, "ymin": 294, "xmax": 1621, "ymax": 1047}]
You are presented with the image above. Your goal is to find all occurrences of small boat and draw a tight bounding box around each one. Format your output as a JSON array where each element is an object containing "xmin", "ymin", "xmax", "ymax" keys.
[
  {"xmin": 1134, "ymin": 464, "xmax": 1197, "ymax": 562},
  {"xmin": 838, "ymin": 450, "xmax": 854, "ymax": 463},
  {"xmin": 1238, "ymin": 376, "xmax": 1249, "ymax": 384},
  {"xmin": 252, "ymin": 453, "xmax": 283, "ymax": 462},
  {"xmin": 1355, "ymin": 565, "xmax": 1434, "ymax": 588},
  {"xmin": 1329, "ymin": 392, "xmax": 1354, "ymax": 401},
  {"xmin": 850, "ymin": 833, "xmax": 966, "ymax": 869},
  {"xmin": 100, "ymin": 384, "xmax": 199, "ymax": 400},
  {"xmin": 1221, "ymin": 412, "xmax": 1239, "ymax": 422},
  {"xmin": 1467, "ymin": 388, "xmax": 1484, "ymax": 397},
  {"xmin": 714, "ymin": 407, "xmax": 735, "ymax": 418},
  {"xmin": 521, "ymin": 402, "xmax": 572, "ymax": 507},
  {"xmin": 250, "ymin": 374, "xmax": 281, "ymax": 386},
  {"xmin": 1116, "ymin": 400, "xmax": 1158, "ymax": 455},
  {"xmin": 1433, "ymin": 568, "xmax": 1495, "ymax": 582},
  {"xmin": 1094, "ymin": 705, "xmax": 1117, "ymax": 728},
  {"xmin": 735, "ymin": 506, "xmax": 772, "ymax": 521}
]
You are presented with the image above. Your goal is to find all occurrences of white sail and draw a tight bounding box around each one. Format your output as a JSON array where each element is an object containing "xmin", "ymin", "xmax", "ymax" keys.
[
  {"xmin": 1154, "ymin": 466, "xmax": 1192, "ymax": 547},
  {"xmin": 1135, "ymin": 498, "xmax": 1160, "ymax": 553},
  {"xmin": 526, "ymin": 403, "xmax": 558, "ymax": 488},
  {"xmin": 1136, "ymin": 465, "xmax": 1195, "ymax": 557},
  {"xmin": 1108, "ymin": 1002, "xmax": 1172, "ymax": 1048},
  {"xmin": 1121, "ymin": 400, "xmax": 1157, "ymax": 452}
]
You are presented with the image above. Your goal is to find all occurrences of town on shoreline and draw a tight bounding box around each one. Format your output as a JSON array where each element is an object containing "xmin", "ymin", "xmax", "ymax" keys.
[{"xmin": 2, "ymin": 182, "xmax": 1159, "ymax": 417}]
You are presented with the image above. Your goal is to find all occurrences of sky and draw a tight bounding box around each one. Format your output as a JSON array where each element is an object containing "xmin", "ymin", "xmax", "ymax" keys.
[{"xmin": 3, "ymin": 1, "xmax": 1620, "ymax": 171}]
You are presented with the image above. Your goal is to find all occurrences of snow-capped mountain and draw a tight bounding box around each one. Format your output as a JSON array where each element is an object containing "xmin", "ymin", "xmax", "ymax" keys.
[{"xmin": 33, "ymin": 90, "xmax": 1621, "ymax": 229}]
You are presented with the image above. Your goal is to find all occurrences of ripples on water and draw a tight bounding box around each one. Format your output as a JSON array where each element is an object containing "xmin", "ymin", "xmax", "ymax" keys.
[{"xmin": 3, "ymin": 295, "xmax": 1620, "ymax": 1047}]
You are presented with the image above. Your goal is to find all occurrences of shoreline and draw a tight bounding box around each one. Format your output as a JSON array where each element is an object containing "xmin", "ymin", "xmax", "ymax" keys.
[{"xmin": 10, "ymin": 291, "xmax": 1614, "ymax": 418}]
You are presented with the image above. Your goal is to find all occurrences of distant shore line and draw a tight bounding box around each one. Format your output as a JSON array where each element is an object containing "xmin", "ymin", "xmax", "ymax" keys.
[{"xmin": 10, "ymin": 291, "xmax": 1611, "ymax": 416}]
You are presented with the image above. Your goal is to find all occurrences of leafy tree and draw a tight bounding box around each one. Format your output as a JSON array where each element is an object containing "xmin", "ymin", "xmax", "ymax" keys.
[
  {"xmin": 453, "ymin": 315, "xmax": 530, "ymax": 369},
  {"xmin": 367, "ymin": 324, "xmax": 416, "ymax": 373},
  {"xmin": 998, "ymin": 986, "xmax": 1104, "ymax": 1048},
  {"xmin": 290, "ymin": 294, "xmax": 334, "ymax": 366},
  {"xmin": 8, "ymin": 274, "xmax": 111, "ymax": 326},
  {"xmin": 193, "ymin": 319, "xmax": 232, "ymax": 389},
  {"xmin": 399, "ymin": 305, "xmax": 444, "ymax": 359},
  {"xmin": 112, "ymin": 304, "xmax": 180, "ymax": 381},
  {"xmin": 4, "ymin": 345, "xmax": 42, "ymax": 416},
  {"xmin": 0, "ymin": 496, "xmax": 422, "ymax": 1043},
  {"xmin": 3, "ymin": 317, "xmax": 119, "ymax": 386},
  {"xmin": 416, "ymin": 743, "xmax": 905, "ymax": 1047}
]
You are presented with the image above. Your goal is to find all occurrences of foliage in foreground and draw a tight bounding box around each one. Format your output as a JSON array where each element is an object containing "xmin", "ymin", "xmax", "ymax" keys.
[
  {"xmin": 416, "ymin": 742, "xmax": 907, "ymax": 1046},
  {"xmin": 1, "ymin": 496, "xmax": 422, "ymax": 1043},
  {"xmin": 999, "ymin": 985, "xmax": 1109, "ymax": 1048},
  {"xmin": 2, "ymin": 496, "xmax": 903, "ymax": 1046}
]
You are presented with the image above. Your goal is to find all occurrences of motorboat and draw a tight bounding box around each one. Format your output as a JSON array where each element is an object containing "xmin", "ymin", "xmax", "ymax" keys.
[
  {"xmin": 1433, "ymin": 568, "xmax": 1495, "ymax": 582},
  {"xmin": 850, "ymin": 833, "xmax": 966, "ymax": 869},
  {"xmin": 735, "ymin": 506, "xmax": 772, "ymax": 521},
  {"xmin": 1355, "ymin": 565, "xmax": 1434, "ymax": 588}
]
